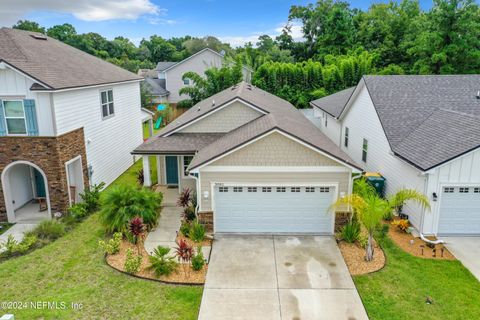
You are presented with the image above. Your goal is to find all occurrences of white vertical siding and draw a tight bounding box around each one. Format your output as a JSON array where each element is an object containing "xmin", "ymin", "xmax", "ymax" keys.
[
  {"xmin": 309, "ymin": 107, "xmax": 342, "ymax": 146},
  {"xmin": 0, "ymin": 68, "xmax": 55, "ymax": 136},
  {"xmin": 52, "ymin": 82, "xmax": 143, "ymax": 187},
  {"xmin": 340, "ymin": 83, "xmax": 426, "ymax": 230},
  {"xmin": 425, "ymin": 148, "xmax": 480, "ymax": 234}
]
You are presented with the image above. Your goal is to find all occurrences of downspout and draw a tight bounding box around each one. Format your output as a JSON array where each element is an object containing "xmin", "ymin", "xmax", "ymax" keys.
[{"xmin": 189, "ymin": 172, "xmax": 200, "ymax": 215}]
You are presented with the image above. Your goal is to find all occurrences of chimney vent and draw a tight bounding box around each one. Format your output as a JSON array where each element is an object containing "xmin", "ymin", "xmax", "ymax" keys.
[{"xmin": 476, "ymin": 91, "xmax": 480, "ymax": 99}]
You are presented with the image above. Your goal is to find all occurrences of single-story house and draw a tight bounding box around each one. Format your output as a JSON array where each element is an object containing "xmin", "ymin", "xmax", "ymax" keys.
[
  {"xmin": 133, "ymin": 82, "xmax": 362, "ymax": 234},
  {"xmin": 309, "ymin": 75, "xmax": 480, "ymax": 236}
]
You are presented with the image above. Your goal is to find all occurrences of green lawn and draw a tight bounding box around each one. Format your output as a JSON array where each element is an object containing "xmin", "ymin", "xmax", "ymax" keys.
[
  {"xmin": 0, "ymin": 162, "xmax": 202, "ymax": 319},
  {"xmin": 105, "ymin": 157, "xmax": 158, "ymax": 192},
  {"xmin": 0, "ymin": 223, "xmax": 13, "ymax": 236},
  {"xmin": 354, "ymin": 235, "xmax": 480, "ymax": 320}
]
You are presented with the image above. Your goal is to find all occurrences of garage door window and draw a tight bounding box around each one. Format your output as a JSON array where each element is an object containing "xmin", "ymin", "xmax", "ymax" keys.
[
  {"xmin": 291, "ymin": 187, "xmax": 301, "ymax": 192},
  {"xmin": 459, "ymin": 187, "xmax": 470, "ymax": 193},
  {"xmin": 262, "ymin": 187, "xmax": 272, "ymax": 192},
  {"xmin": 319, "ymin": 187, "xmax": 330, "ymax": 193},
  {"xmin": 444, "ymin": 187, "xmax": 454, "ymax": 193},
  {"xmin": 247, "ymin": 187, "xmax": 257, "ymax": 192},
  {"xmin": 219, "ymin": 187, "xmax": 228, "ymax": 192},
  {"xmin": 475, "ymin": 188, "xmax": 480, "ymax": 193},
  {"xmin": 306, "ymin": 187, "xmax": 315, "ymax": 192},
  {"xmin": 276, "ymin": 187, "xmax": 286, "ymax": 192},
  {"xmin": 233, "ymin": 187, "xmax": 243, "ymax": 192}
]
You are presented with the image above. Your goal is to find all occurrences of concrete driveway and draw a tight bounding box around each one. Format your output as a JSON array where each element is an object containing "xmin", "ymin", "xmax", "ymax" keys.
[
  {"xmin": 198, "ymin": 235, "xmax": 368, "ymax": 320},
  {"xmin": 444, "ymin": 237, "xmax": 480, "ymax": 281}
]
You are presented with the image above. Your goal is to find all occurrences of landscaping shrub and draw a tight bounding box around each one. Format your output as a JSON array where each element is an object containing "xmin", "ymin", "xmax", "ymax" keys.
[
  {"xmin": 0, "ymin": 234, "xmax": 38, "ymax": 257},
  {"xmin": 191, "ymin": 248, "xmax": 205, "ymax": 271},
  {"xmin": 341, "ymin": 220, "xmax": 361, "ymax": 243},
  {"xmin": 68, "ymin": 202, "xmax": 89, "ymax": 221},
  {"xmin": 100, "ymin": 185, "xmax": 162, "ymax": 233},
  {"xmin": 175, "ymin": 239, "xmax": 193, "ymax": 264},
  {"xmin": 136, "ymin": 169, "xmax": 144, "ymax": 186},
  {"xmin": 177, "ymin": 188, "xmax": 192, "ymax": 208},
  {"xmin": 358, "ymin": 234, "xmax": 368, "ymax": 248},
  {"xmin": 147, "ymin": 246, "xmax": 178, "ymax": 277},
  {"xmin": 80, "ymin": 182, "xmax": 104, "ymax": 213},
  {"xmin": 124, "ymin": 248, "xmax": 142, "ymax": 274},
  {"xmin": 182, "ymin": 206, "xmax": 196, "ymax": 222},
  {"xmin": 391, "ymin": 219, "xmax": 410, "ymax": 232},
  {"xmin": 180, "ymin": 221, "xmax": 191, "ymax": 237},
  {"xmin": 379, "ymin": 224, "xmax": 390, "ymax": 238},
  {"xmin": 189, "ymin": 220, "xmax": 205, "ymax": 243},
  {"xmin": 128, "ymin": 217, "xmax": 145, "ymax": 245},
  {"xmin": 27, "ymin": 220, "xmax": 66, "ymax": 241},
  {"xmin": 99, "ymin": 232, "xmax": 122, "ymax": 255}
]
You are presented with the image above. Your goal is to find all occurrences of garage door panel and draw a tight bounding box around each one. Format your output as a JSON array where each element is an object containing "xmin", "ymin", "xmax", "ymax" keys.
[
  {"xmin": 214, "ymin": 185, "xmax": 334, "ymax": 234},
  {"xmin": 438, "ymin": 186, "xmax": 480, "ymax": 235}
]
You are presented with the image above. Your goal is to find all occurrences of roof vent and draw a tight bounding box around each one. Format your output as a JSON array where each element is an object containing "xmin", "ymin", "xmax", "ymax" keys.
[
  {"xmin": 212, "ymin": 99, "xmax": 215, "ymax": 107},
  {"xmin": 477, "ymin": 91, "xmax": 480, "ymax": 99},
  {"xmin": 30, "ymin": 34, "xmax": 47, "ymax": 40},
  {"xmin": 197, "ymin": 106, "xmax": 201, "ymax": 111}
]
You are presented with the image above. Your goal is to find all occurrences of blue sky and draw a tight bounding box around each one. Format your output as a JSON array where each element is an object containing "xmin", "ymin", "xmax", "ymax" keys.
[{"xmin": 2, "ymin": 0, "xmax": 436, "ymax": 46}]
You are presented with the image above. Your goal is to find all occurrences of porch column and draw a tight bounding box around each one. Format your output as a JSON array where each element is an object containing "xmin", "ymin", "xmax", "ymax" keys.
[
  {"xmin": 156, "ymin": 155, "xmax": 162, "ymax": 185},
  {"xmin": 142, "ymin": 156, "xmax": 151, "ymax": 187},
  {"xmin": 148, "ymin": 119, "xmax": 154, "ymax": 137}
]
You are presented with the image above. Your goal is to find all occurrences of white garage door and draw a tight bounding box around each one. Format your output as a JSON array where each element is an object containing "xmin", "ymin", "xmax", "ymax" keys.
[
  {"xmin": 214, "ymin": 185, "xmax": 335, "ymax": 234},
  {"xmin": 438, "ymin": 186, "xmax": 480, "ymax": 235}
]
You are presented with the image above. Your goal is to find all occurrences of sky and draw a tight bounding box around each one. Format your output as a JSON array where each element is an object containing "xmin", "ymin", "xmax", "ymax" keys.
[{"xmin": 0, "ymin": 0, "xmax": 436, "ymax": 47}]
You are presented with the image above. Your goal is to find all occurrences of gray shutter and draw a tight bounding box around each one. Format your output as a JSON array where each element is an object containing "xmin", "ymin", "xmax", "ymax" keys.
[
  {"xmin": 24, "ymin": 99, "xmax": 39, "ymax": 136},
  {"xmin": 0, "ymin": 100, "xmax": 6, "ymax": 136}
]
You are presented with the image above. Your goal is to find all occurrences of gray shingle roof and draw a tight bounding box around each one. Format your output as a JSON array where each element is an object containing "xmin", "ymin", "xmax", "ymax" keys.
[
  {"xmin": 361, "ymin": 75, "xmax": 480, "ymax": 170},
  {"xmin": 0, "ymin": 28, "xmax": 141, "ymax": 90},
  {"xmin": 143, "ymin": 78, "xmax": 169, "ymax": 96},
  {"xmin": 155, "ymin": 61, "xmax": 177, "ymax": 71},
  {"xmin": 133, "ymin": 82, "xmax": 361, "ymax": 171},
  {"xmin": 310, "ymin": 87, "xmax": 355, "ymax": 118},
  {"xmin": 134, "ymin": 133, "xmax": 224, "ymax": 154}
]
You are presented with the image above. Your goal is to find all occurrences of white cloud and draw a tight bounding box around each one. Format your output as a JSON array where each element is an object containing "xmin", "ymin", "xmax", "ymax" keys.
[
  {"xmin": 0, "ymin": 0, "xmax": 163, "ymax": 26},
  {"xmin": 219, "ymin": 22, "xmax": 304, "ymax": 48}
]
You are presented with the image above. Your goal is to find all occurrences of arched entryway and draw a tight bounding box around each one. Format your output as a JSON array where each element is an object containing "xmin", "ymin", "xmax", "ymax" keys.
[{"xmin": 1, "ymin": 161, "xmax": 52, "ymax": 223}]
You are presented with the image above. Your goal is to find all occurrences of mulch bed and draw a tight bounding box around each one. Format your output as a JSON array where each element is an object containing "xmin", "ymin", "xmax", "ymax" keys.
[
  {"xmin": 388, "ymin": 223, "xmax": 455, "ymax": 260},
  {"xmin": 106, "ymin": 240, "xmax": 207, "ymax": 285},
  {"xmin": 176, "ymin": 234, "xmax": 212, "ymax": 248},
  {"xmin": 338, "ymin": 240, "xmax": 385, "ymax": 276}
]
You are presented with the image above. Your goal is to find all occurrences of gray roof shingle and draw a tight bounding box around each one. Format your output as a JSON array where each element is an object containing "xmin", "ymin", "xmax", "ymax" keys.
[
  {"xmin": 143, "ymin": 78, "xmax": 169, "ymax": 96},
  {"xmin": 310, "ymin": 87, "xmax": 355, "ymax": 118},
  {"xmin": 155, "ymin": 61, "xmax": 177, "ymax": 71},
  {"xmin": 134, "ymin": 133, "xmax": 224, "ymax": 154},
  {"xmin": 0, "ymin": 28, "xmax": 141, "ymax": 90},
  {"xmin": 361, "ymin": 75, "xmax": 480, "ymax": 170}
]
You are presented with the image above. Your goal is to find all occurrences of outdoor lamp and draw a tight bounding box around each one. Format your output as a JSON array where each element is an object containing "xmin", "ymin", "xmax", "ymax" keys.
[{"xmin": 432, "ymin": 192, "xmax": 438, "ymax": 201}]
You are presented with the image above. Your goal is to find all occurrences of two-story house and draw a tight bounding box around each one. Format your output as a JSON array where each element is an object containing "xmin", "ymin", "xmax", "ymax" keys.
[
  {"xmin": 147, "ymin": 48, "xmax": 252, "ymax": 103},
  {"xmin": 0, "ymin": 28, "xmax": 148, "ymax": 223},
  {"xmin": 309, "ymin": 75, "xmax": 480, "ymax": 236}
]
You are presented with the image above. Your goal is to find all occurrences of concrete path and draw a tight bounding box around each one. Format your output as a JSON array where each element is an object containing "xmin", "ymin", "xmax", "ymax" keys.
[
  {"xmin": 199, "ymin": 235, "xmax": 368, "ymax": 320},
  {"xmin": 144, "ymin": 206, "xmax": 182, "ymax": 255},
  {"xmin": 444, "ymin": 237, "xmax": 480, "ymax": 281},
  {"xmin": 0, "ymin": 223, "xmax": 38, "ymax": 250}
]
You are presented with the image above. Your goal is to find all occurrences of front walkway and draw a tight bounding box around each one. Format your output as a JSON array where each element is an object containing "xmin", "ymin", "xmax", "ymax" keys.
[
  {"xmin": 199, "ymin": 235, "xmax": 368, "ymax": 320},
  {"xmin": 444, "ymin": 237, "xmax": 480, "ymax": 281},
  {"xmin": 144, "ymin": 186, "xmax": 182, "ymax": 255},
  {"xmin": 0, "ymin": 223, "xmax": 39, "ymax": 248}
]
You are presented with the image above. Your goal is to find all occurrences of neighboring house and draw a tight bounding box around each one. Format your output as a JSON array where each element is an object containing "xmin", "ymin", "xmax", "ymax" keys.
[
  {"xmin": 142, "ymin": 77, "xmax": 169, "ymax": 104},
  {"xmin": 0, "ymin": 28, "xmax": 148, "ymax": 223},
  {"xmin": 133, "ymin": 82, "xmax": 362, "ymax": 234},
  {"xmin": 154, "ymin": 48, "xmax": 252, "ymax": 103},
  {"xmin": 309, "ymin": 75, "xmax": 480, "ymax": 236}
]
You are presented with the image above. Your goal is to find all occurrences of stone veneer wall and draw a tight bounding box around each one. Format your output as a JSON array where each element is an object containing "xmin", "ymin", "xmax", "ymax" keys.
[
  {"xmin": 197, "ymin": 211, "xmax": 213, "ymax": 233},
  {"xmin": 0, "ymin": 128, "xmax": 89, "ymax": 222}
]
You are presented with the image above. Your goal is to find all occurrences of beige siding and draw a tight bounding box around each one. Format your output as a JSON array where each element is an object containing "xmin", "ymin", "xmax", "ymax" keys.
[
  {"xmin": 179, "ymin": 101, "xmax": 262, "ymax": 133},
  {"xmin": 212, "ymin": 132, "xmax": 341, "ymax": 166},
  {"xmin": 199, "ymin": 171, "xmax": 350, "ymax": 211}
]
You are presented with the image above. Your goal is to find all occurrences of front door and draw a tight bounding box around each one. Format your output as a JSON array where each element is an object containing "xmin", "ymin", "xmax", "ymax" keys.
[
  {"xmin": 165, "ymin": 156, "xmax": 179, "ymax": 185},
  {"xmin": 34, "ymin": 168, "xmax": 46, "ymax": 198}
]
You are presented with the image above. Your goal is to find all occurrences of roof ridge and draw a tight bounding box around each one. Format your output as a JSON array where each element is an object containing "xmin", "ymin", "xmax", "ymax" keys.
[{"xmin": 394, "ymin": 108, "xmax": 440, "ymax": 148}]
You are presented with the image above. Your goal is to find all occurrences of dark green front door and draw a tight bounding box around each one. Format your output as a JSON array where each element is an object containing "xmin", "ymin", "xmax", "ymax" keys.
[
  {"xmin": 165, "ymin": 156, "xmax": 178, "ymax": 185},
  {"xmin": 34, "ymin": 169, "xmax": 46, "ymax": 197}
]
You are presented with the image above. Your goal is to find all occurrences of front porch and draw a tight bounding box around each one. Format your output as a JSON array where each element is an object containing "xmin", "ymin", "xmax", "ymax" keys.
[{"xmin": 14, "ymin": 201, "xmax": 50, "ymax": 223}]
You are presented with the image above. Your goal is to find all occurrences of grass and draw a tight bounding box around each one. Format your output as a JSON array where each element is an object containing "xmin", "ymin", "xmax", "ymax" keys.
[
  {"xmin": 0, "ymin": 162, "xmax": 202, "ymax": 319},
  {"xmin": 142, "ymin": 122, "xmax": 161, "ymax": 140},
  {"xmin": 354, "ymin": 235, "xmax": 480, "ymax": 320},
  {"xmin": 0, "ymin": 223, "xmax": 13, "ymax": 236},
  {"xmin": 104, "ymin": 157, "xmax": 158, "ymax": 192}
]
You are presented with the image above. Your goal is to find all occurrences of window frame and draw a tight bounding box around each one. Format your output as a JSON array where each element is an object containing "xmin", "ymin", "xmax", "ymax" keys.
[
  {"xmin": 100, "ymin": 89, "xmax": 115, "ymax": 119},
  {"xmin": 2, "ymin": 99, "xmax": 27, "ymax": 135},
  {"xmin": 182, "ymin": 155, "xmax": 194, "ymax": 178},
  {"xmin": 183, "ymin": 78, "xmax": 190, "ymax": 85},
  {"xmin": 344, "ymin": 127, "xmax": 349, "ymax": 148},
  {"xmin": 362, "ymin": 138, "xmax": 368, "ymax": 163}
]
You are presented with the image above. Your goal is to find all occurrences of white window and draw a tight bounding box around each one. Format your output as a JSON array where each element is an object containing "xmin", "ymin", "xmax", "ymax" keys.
[
  {"xmin": 233, "ymin": 187, "xmax": 243, "ymax": 192},
  {"xmin": 262, "ymin": 187, "xmax": 272, "ymax": 193},
  {"xmin": 444, "ymin": 187, "xmax": 454, "ymax": 193},
  {"xmin": 319, "ymin": 187, "xmax": 330, "ymax": 193},
  {"xmin": 459, "ymin": 187, "xmax": 470, "ymax": 193},
  {"xmin": 276, "ymin": 187, "xmax": 286, "ymax": 193},
  {"xmin": 183, "ymin": 78, "xmax": 190, "ymax": 85},
  {"xmin": 362, "ymin": 138, "xmax": 368, "ymax": 163},
  {"xmin": 248, "ymin": 187, "xmax": 257, "ymax": 192},
  {"xmin": 3, "ymin": 100, "xmax": 27, "ymax": 135},
  {"xmin": 182, "ymin": 156, "xmax": 193, "ymax": 177},
  {"xmin": 291, "ymin": 187, "xmax": 300, "ymax": 193},
  {"xmin": 219, "ymin": 187, "xmax": 228, "ymax": 192},
  {"xmin": 344, "ymin": 127, "xmax": 349, "ymax": 148},
  {"xmin": 101, "ymin": 89, "xmax": 114, "ymax": 118},
  {"xmin": 306, "ymin": 187, "xmax": 315, "ymax": 192}
]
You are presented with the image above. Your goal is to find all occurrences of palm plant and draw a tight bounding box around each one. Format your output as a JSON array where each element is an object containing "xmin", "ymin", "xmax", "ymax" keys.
[
  {"xmin": 100, "ymin": 185, "xmax": 162, "ymax": 233},
  {"xmin": 330, "ymin": 193, "xmax": 391, "ymax": 261},
  {"xmin": 388, "ymin": 189, "xmax": 431, "ymax": 219}
]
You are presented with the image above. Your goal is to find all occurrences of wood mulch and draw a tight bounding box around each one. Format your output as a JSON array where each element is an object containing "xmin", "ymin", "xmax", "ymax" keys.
[
  {"xmin": 106, "ymin": 240, "xmax": 207, "ymax": 285},
  {"xmin": 338, "ymin": 240, "xmax": 385, "ymax": 276},
  {"xmin": 176, "ymin": 234, "xmax": 212, "ymax": 248},
  {"xmin": 388, "ymin": 223, "xmax": 455, "ymax": 260}
]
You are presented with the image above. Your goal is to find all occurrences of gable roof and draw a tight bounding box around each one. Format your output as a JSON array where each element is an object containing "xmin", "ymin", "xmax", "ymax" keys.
[
  {"xmin": 310, "ymin": 87, "xmax": 355, "ymax": 118},
  {"xmin": 0, "ymin": 28, "xmax": 141, "ymax": 90},
  {"xmin": 133, "ymin": 81, "xmax": 362, "ymax": 171},
  {"xmin": 331, "ymin": 75, "xmax": 480, "ymax": 171},
  {"xmin": 155, "ymin": 61, "xmax": 177, "ymax": 72},
  {"xmin": 143, "ymin": 78, "xmax": 169, "ymax": 96}
]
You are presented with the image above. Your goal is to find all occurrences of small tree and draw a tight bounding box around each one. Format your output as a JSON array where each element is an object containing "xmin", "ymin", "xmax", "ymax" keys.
[
  {"xmin": 129, "ymin": 217, "xmax": 146, "ymax": 254},
  {"xmin": 388, "ymin": 189, "xmax": 431, "ymax": 218}
]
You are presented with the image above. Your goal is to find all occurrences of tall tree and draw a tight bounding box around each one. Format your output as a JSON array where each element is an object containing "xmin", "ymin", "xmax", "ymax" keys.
[
  {"xmin": 12, "ymin": 20, "xmax": 45, "ymax": 33},
  {"xmin": 47, "ymin": 23, "xmax": 77, "ymax": 42}
]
